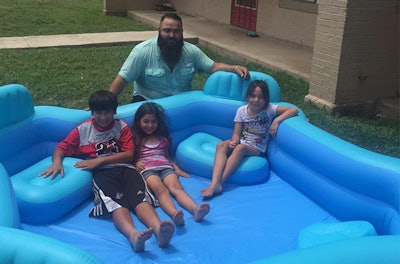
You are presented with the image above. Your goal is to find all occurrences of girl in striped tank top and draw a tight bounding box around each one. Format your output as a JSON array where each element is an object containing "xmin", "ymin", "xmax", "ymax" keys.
[{"xmin": 132, "ymin": 102, "xmax": 210, "ymax": 226}]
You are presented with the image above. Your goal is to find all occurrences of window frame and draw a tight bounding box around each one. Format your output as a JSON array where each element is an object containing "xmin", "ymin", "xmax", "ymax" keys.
[{"xmin": 278, "ymin": 0, "xmax": 318, "ymax": 14}]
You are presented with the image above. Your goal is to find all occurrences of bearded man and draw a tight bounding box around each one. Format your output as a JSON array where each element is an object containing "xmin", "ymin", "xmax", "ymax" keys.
[{"xmin": 109, "ymin": 13, "xmax": 249, "ymax": 102}]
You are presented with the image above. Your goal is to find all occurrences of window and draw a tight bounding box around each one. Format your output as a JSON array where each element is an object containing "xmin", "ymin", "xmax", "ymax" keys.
[
  {"xmin": 234, "ymin": 0, "xmax": 257, "ymax": 9},
  {"xmin": 279, "ymin": 0, "xmax": 318, "ymax": 14}
]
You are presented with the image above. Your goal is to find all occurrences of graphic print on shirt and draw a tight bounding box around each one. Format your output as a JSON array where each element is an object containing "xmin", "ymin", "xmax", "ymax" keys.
[
  {"xmin": 95, "ymin": 139, "xmax": 122, "ymax": 156},
  {"xmin": 241, "ymin": 114, "xmax": 269, "ymax": 144}
]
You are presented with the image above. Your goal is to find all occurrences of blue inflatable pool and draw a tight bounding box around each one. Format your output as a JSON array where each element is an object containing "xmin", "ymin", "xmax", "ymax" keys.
[{"xmin": 1, "ymin": 71, "xmax": 399, "ymax": 264}]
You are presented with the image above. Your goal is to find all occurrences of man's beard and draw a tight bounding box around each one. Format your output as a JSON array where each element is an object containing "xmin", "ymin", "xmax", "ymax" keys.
[{"xmin": 158, "ymin": 35, "xmax": 184, "ymax": 67}]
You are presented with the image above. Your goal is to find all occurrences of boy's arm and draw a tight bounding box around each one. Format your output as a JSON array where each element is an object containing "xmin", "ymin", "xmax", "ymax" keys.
[
  {"xmin": 39, "ymin": 149, "xmax": 66, "ymax": 179},
  {"xmin": 270, "ymin": 106, "xmax": 298, "ymax": 137},
  {"xmin": 74, "ymin": 150, "xmax": 134, "ymax": 170},
  {"xmin": 40, "ymin": 127, "xmax": 81, "ymax": 179}
]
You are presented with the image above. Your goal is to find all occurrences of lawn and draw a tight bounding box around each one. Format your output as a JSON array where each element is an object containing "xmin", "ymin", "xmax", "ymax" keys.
[{"xmin": 0, "ymin": 0, "xmax": 398, "ymax": 157}]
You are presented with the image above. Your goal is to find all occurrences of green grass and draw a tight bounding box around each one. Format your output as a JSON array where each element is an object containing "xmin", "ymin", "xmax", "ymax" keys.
[
  {"xmin": 0, "ymin": 0, "xmax": 154, "ymax": 37},
  {"xmin": 0, "ymin": 0, "xmax": 399, "ymax": 157},
  {"xmin": 0, "ymin": 46, "xmax": 135, "ymax": 108}
]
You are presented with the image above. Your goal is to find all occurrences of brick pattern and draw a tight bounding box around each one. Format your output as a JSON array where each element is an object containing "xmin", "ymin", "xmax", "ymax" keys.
[{"xmin": 308, "ymin": 0, "xmax": 399, "ymax": 116}]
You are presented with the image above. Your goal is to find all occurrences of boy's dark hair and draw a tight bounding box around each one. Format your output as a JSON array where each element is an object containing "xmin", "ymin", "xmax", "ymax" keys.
[
  {"xmin": 245, "ymin": 80, "xmax": 270, "ymax": 104},
  {"xmin": 89, "ymin": 90, "xmax": 118, "ymax": 112}
]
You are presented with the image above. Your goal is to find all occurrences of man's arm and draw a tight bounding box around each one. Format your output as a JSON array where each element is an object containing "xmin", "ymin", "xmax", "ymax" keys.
[
  {"xmin": 109, "ymin": 75, "xmax": 128, "ymax": 98},
  {"xmin": 210, "ymin": 62, "xmax": 249, "ymax": 79}
]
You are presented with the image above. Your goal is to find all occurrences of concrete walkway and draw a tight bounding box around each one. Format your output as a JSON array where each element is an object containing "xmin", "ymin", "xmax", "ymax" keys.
[
  {"xmin": 0, "ymin": 10, "xmax": 313, "ymax": 80},
  {"xmin": 0, "ymin": 31, "xmax": 159, "ymax": 49}
]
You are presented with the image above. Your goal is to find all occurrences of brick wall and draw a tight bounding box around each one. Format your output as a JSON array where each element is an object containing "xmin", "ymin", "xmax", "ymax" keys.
[{"xmin": 307, "ymin": 0, "xmax": 399, "ymax": 116}]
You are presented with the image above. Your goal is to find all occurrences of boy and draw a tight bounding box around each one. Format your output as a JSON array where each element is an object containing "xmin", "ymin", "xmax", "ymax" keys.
[{"xmin": 40, "ymin": 90, "xmax": 174, "ymax": 252}]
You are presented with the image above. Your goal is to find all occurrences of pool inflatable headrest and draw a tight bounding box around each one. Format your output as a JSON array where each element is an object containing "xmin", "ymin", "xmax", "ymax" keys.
[
  {"xmin": 0, "ymin": 84, "xmax": 34, "ymax": 128},
  {"xmin": 203, "ymin": 71, "xmax": 281, "ymax": 102}
]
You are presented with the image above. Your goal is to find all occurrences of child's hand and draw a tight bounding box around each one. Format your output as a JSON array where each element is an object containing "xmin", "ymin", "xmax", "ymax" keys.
[
  {"xmin": 175, "ymin": 168, "xmax": 189, "ymax": 178},
  {"xmin": 39, "ymin": 163, "xmax": 64, "ymax": 179},
  {"xmin": 135, "ymin": 161, "xmax": 145, "ymax": 172},
  {"xmin": 269, "ymin": 121, "xmax": 279, "ymax": 137},
  {"xmin": 229, "ymin": 139, "xmax": 239, "ymax": 148},
  {"xmin": 74, "ymin": 159, "xmax": 100, "ymax": 170},
  {"xmin": 172, "ymin": 163, "xmax": 189, "ymax": 178}
]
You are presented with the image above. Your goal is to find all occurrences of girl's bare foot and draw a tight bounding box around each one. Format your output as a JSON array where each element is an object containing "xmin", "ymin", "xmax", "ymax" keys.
[
  {"xmin": 157, "ymin": 220, "xmax": 175, "ymax": 248},
  {"xmin": 194, "ymin": 203, "xmax": 210, "ymax": 222},
  {"xmin": 201, "ymin": 184, "xmax": 222, "ymax": 200},
  {"xmin": 172, "ymin": 210, "xmax": 185, "ymax": 226},
  {"xmin": 130, "ymin": 228, "xmax": 153, "ymax": 252}
]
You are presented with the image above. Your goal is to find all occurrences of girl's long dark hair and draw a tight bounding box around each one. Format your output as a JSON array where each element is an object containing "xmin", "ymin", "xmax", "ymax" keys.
[
  {"xmin": 132, "ymin": 102, "xmax": 171, "ymax": 147},
  {"xmin": 245, "ymin": 80, "xmax": 270, "ymax": 109}
]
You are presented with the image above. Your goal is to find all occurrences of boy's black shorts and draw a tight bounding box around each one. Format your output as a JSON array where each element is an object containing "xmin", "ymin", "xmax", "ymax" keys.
[{"xmin": 89, "ymin": 166, "xmax": 156, "ymax": 218}]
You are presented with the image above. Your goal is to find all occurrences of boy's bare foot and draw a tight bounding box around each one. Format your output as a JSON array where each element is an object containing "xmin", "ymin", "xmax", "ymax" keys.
[
  {"xmin": 130, "ymin": 228, "xmax": 153, "ymax": 252},
  {"xmin": 172, "ymin": 210, "xmax": 185, "ymax": 226},
  {"xmin": 201, "ymin": 184, "xmax": 222, "ymax": 200},
  {"xmin": 194, "ymin": 203, "xmax": 210, "ymax": 222},
  {"xmin": 157, "ymin": 220, "xmax": 175, "ymax": 248}
]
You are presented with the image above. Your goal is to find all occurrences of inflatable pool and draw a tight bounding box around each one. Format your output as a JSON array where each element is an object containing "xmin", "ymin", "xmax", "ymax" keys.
[{"xmin": 1, "ymin": 71, "xmax": 399, "ymax": 264}]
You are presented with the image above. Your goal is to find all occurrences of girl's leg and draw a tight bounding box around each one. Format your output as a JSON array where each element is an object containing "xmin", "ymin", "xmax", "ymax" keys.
[
  {"xmin": 146, "ymin": 175, "xmax": 184, "ymax": 226},
  {"xmin": 220, "ymin": 144, "xmax": 260, "ymax": 183},
  {"xmin": 164, "ymin": 174, "xmax": 210, "ymax": 222},
  {"xmin": 134, "ymin": 201, "xmax": 175, "ymax": 248},
  {"xmin": 201, "ymin": 140, "xmax": 231, "ymax": 199},
  {"xmin": 112, "ymin": 207, "xmax": 153, "ymax": 252}
]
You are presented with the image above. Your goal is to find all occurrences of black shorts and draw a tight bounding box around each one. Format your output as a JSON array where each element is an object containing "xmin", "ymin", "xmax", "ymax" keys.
[
  {"xmin": 131, "ymin": 95, "xmax": 146, "ymax": 103},
  {"xmin": 89, "ymin": 166, "xmax": 157, "ymax": 218}
]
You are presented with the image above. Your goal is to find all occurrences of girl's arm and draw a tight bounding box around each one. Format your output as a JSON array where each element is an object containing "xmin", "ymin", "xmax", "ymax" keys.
[
  {"xmin": 165, "ymin": 147, "xmax": 189, "ymax": 178},
  {"xmin": 229, "ymin": 122, "xmax": 242, "ymax": 148},
  {"xmin": 171, "ymin": 161, "xmax": 189, "ymax": 178},
  {"xmin": 135, "ymin": 161, "xmax": 146, "ymax": 172},
  {"xmin": 270, "ymin": 106, "xmax": 298, "ymax": 137}
]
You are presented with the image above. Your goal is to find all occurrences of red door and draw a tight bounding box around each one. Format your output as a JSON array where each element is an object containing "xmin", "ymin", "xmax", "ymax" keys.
[{"xmin": 231, "ymin": 0, "xmax": 258, "ymax": 31}]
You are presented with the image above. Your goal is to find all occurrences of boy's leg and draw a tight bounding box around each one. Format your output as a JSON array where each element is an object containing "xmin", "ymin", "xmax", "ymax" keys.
[
  {"xmin": 134, "ymin": 202, "xmax": 175, "ymax": 248},
  {"xmin": 112, "ymin": 207, "xmax": 153, "ymax": 252}
]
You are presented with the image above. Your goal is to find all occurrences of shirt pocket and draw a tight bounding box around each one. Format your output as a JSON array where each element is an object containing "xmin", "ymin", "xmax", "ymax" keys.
[
  {"xmin": 144, "ymin": 68, "xmax": 167, "ymax": 88},
  {"xmin": 179, "ymin": 64, "xmax": 195, "ymax": 83},
  {"xmin": 145, "ymin": 68, "xmax": 166, "ymax": 78}
]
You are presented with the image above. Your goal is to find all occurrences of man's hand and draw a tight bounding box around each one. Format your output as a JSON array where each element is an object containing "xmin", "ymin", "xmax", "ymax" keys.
[{"xmin": 234, "ymin": 65, "xmax": 250, "ymax": 79}]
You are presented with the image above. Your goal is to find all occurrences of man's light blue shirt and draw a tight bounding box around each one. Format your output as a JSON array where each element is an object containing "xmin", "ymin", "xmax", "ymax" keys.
[{"xmin": 119, "ymin": 37, "xmax": 214, "ymax": 99}]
